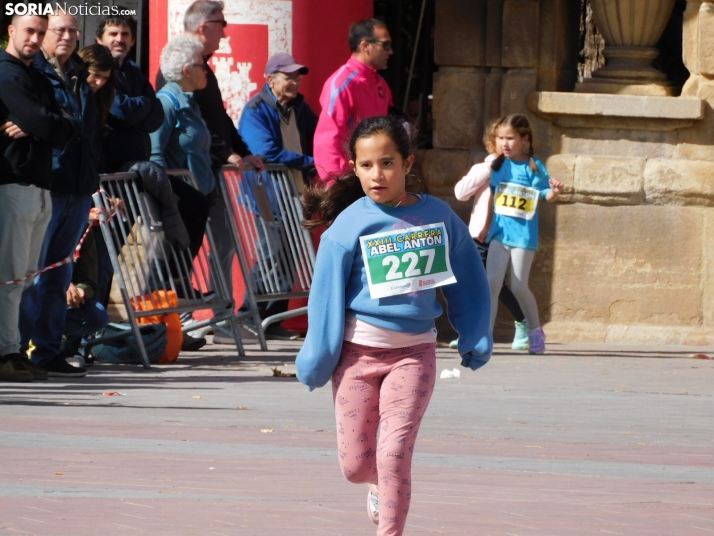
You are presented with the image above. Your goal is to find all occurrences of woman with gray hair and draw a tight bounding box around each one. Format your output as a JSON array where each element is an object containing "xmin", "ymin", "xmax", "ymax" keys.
[{"xmin": 150, "ymin": 35, "xmax": 213, "ymax": 264}]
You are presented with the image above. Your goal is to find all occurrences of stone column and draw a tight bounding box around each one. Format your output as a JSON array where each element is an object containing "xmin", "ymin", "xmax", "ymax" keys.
[
  {"xmin": 682, "ymin": 0, "xmax": 714, "ymax": 88},
  {"xmin": 576, "ymin": 0, "xmax": 677, "ymax": 95},
  {"xmin": 679, "ymin": 0, "xmax": 714, "ymax": 162}
]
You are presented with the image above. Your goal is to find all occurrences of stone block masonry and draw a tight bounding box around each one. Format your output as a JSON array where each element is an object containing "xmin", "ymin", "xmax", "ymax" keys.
[{"xmin": 427, "ymin": 0, "xmax": 714, "ymax": 344}]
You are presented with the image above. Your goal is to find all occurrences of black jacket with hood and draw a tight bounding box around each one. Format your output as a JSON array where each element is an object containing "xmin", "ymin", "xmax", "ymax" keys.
[{"xmin": 0, "ymin": 48, "xmax": 78, "ymax": 189}]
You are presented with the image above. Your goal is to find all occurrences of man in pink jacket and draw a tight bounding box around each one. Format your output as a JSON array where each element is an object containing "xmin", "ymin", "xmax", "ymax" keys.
[{"xmin": 313, "ymin": 19, "xmax": 394, "ymax": 185}]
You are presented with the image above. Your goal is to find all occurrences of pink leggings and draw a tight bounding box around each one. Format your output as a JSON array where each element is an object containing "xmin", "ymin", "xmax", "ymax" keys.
[{"xmin": 332, "ymin": 341, "xmax": 437, "ymax": 536}]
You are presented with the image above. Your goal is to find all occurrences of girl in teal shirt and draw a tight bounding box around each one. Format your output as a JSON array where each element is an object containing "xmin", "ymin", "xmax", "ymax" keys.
[{"xmin": 486, "ymin": 114, "xmax": 563, "ymax": 354}]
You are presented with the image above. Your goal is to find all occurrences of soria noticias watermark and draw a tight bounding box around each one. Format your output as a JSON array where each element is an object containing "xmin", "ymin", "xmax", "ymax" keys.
[{"xmin": 5, "ymin": 3, "xmax": 137, "ymax": 17}]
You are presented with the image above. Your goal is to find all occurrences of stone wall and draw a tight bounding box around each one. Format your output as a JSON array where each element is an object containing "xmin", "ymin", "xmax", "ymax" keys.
[{"xmin": 429, "ymin": 0, "xmax": 714, "ymax": 344}]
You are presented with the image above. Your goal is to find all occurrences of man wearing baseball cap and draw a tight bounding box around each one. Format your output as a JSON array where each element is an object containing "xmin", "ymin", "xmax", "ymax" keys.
[
  {"xmin": 232, "ymin": 53, "xmax": 318, "ymax": 342},
  {"xmin": 238, "ymin": 52, "xmax": 318, "ymax": 184}
]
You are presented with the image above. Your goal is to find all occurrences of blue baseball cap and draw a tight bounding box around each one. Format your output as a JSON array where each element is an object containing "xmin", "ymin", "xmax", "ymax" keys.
[{"xmin": 265, "ymin": 53, "xmax": 309, "ymax": 76}]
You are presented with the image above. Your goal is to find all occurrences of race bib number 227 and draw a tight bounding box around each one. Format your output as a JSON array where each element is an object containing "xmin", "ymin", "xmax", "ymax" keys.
[{"xmin": 359, "ymin": 223, "xmax": 457, "ymax": 299}]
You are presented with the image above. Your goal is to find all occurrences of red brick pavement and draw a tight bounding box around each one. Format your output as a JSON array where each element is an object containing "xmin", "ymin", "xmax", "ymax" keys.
[{"xmin": 1, "ymin": 344, "xmax": 713, "ymax": 535}]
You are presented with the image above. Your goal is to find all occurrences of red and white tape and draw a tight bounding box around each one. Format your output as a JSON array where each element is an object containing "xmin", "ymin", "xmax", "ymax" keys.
[
  {"xmin": 0, "ymin": 223, "xmax": 94, "ymax": 287},
  {"xmin": 0, "ymin": 190, "xmax": 126, "ymax": 288}
]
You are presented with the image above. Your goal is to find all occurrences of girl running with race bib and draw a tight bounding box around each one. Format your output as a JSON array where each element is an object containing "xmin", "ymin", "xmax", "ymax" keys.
[
  {"xmin": 486, "ymin": 114, "xmax": 563, "ymax": 354},
  {"xmin": 451, "ymin": 119, "xmax": 529, "ymax": 351},
  {"xmin": 297, "ymin": 115, "xmax": 492, "ymax": 536}
]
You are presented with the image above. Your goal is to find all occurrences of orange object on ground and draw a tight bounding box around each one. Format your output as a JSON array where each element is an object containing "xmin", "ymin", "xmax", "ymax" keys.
[{"xmin": 130, "ymin": 290, "xmax": 183, "ymax": 363}]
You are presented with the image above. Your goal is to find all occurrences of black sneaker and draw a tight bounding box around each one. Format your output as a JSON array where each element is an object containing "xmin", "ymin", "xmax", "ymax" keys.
[
  {"xmin": 44, "ymin": 357, "xmax": 88, "ymax": 378},
  {"xmin": 264, "ymin": 324, "xmax": 299, "ymax": 341},
  {"xmin": 181, "ymin": 334, "xmax": 206, "ymax": 351},
  {"xmin": 25, "ymin": 360, "xmax": 48, "ymax": 381},
  {"xmin": 0, "ymin": 354, "xmax": 33, "ymax": 382}
]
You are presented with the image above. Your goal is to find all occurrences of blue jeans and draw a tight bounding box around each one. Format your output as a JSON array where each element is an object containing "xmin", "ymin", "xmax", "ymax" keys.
[
  {"xmin": 20, "ymin": 193, "xmax": 92, "ymax": 366},
  {"xmin": 65, "ymin": 298, "xmax": 109, "ymax": 344}
]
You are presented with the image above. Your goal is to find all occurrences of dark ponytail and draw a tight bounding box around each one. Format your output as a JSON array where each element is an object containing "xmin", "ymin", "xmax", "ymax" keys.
[
  {"xmin": 302, "ymin": 115, "xmax": 414, "ymax": 229},
  {"xmin": 491, "ymin": 154, "xmax": 506, "ymax": 172},
  {"xmin": 301, "ymin": 174, "xmax": 365, "ymax": 230}
]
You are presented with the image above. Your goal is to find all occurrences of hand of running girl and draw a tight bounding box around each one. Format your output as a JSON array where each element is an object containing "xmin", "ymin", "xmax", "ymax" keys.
[{"xmin": 546, "ymin": 178, "xmax": 564, "ymax": 202}]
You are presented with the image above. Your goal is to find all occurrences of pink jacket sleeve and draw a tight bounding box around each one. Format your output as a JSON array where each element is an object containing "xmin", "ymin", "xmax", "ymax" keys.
[
  {"xmin": 456, "ymin": 156, "xmax": 495, "ymax": 239},
  {"xmin": 314, "ymin": 84, "xmax": 352, "ymax": 183},
  {"xmin": 454, "ymin": 161, "xmax": 491, "ymax": 201}
]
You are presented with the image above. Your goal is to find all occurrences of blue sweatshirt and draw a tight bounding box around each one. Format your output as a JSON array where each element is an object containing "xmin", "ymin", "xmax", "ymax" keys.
[{"xmin": 296, "ymin": 194, "xmax": 493, "ymax": 390}]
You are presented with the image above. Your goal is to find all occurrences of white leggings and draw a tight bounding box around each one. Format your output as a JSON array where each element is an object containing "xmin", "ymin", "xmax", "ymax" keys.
[{"xmin": 486, "ymin": 240, "xmax": 540, "ymax": 331}]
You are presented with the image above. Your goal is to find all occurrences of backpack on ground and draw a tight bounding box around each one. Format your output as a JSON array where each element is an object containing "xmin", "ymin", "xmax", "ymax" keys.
[{"xmin": 90, "ymin": 322, "xmax": 168, "ymax": 364}]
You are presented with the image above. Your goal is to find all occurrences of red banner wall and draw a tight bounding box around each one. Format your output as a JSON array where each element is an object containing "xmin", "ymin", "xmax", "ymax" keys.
[{"xmin": 149, "ymin": 0, "xmax": 373, "ymax": 115}]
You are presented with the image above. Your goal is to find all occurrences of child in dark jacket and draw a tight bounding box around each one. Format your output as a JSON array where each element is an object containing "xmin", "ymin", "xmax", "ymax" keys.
[{"xmin": 63, "ymin": 228, "xmax": 109, "ymax": 361}]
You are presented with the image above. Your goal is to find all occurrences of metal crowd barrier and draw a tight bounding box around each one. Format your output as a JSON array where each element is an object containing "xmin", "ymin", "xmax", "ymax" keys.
[
  {"xmin": 220, "ymin": 164, "xmax": 316, "ymax": 349},
  {"xmin": 91, "ymin": 170, "xmax": 243, "ymax": 369}
]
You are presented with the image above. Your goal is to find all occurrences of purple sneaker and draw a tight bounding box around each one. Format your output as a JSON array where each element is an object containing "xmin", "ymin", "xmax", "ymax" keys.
[{"xmin": 528, "ymin": 327, "xmax": 546, "ymax": 355}]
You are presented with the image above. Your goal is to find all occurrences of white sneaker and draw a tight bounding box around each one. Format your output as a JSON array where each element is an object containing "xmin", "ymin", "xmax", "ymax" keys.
[
  {"xmin": 212, "ymin": 324, "xmax": 258, "ymax": 344},
  {"xmin": 65, "ymin": 355, "xmax": 85, "ymax": 368},
  {"xmin": 182, "ymin": 318, "xmax": 209, "ymax": 339},
  {"xmin": 367, "ymin": 483, "xmax": 379, "ymax": 524}
]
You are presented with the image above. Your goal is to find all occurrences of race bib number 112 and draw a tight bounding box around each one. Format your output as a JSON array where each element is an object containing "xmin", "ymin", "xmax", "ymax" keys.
[
  {"xmin": 494, "ymin": 182, "xmax": 540, "ymax": 220},
  {"xmin": 359, "ymin": 223, "xmax": 457, "ymax": 299}
]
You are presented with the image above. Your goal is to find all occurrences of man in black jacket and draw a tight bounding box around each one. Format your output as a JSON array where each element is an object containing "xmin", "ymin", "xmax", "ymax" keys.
[
  {"xmin": 0, "ymin": 13, "xmax": 78, "ymax": 382},
  {"xmin": 96, "ymin": 13, "xmax": 164, "ymax": 171},
  {"xmin": 18, "ymin": 11, "xmax": 100, "ymax": 378},
  {"xmin": 156, "ymin": 1, "xmax": 263, "ymax": 175}
]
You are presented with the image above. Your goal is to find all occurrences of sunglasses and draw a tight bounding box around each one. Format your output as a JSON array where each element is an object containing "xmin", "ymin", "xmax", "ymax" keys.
[
  {"xmin": 204, "ymin": 19, "xmax": 227, "ymax": 28},
  {"xmin": 367, "ymin": 39, "xmax": 392, "ymax": 51}
]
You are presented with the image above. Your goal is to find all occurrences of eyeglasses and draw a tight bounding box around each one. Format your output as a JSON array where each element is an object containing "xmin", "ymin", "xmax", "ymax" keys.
[
  {"xmin": 204, "ymin": 19, "xmax": 227, "ymax": 28},
  {"xmin": 367, "ymin": 39, "xmax": 392, "ymax": 51},
  {"xmin": 274, "ymin": 72, "xmax": 302, "ymax": 82},
  {"xmin": 190, "ymin": 63, "xmax": 207, "ymax": 70},
  {"xmin": 48, "ymin": 27, "xmax": 79, "ymax": 37}
]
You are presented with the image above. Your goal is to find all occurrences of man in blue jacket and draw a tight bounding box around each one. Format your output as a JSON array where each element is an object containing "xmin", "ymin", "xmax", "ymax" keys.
[
  {"xmin": 239, "ymin": 53, "xmax": 318, "ymax": 183},
  {"xmin": 232, "ymin": 53, "xmax": 318, "ymax": 341},
  {"xmin": 0, "ymin": 13, "xmax": 78, "ymax": 382},
  {"xmin": 96, "ymin": 13, "xmax": 164, "ymax": 171},
  {"xmin": 19, "ymin": 11, "xmax": 100, "ymax": 378}
]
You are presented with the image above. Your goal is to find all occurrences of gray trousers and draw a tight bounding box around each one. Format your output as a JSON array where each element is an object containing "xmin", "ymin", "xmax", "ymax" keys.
[
  {"xmin": 486, "ymin": 239, "xmax": 540, "ymax": 331},
  {"xmin": 0, "ymin": 184, "xmax": 52, "ymax": 356},
  {"xmin": 208, "ymin": 192, "xmax": 237, "ymax": 315}
]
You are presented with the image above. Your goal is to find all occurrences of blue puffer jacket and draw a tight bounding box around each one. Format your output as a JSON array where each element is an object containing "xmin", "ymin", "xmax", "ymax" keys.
[
  {"xmin": 238, "ymin": 84, "xmax": 317, "ymax": 175},
  {"xmin": 33, "ymin": 52, "xmax": 100, "ymax": 195}
]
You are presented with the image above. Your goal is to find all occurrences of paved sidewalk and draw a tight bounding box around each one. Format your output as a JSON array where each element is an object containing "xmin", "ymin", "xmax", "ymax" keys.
[{"xmin": 1, "ymin": 341, "xmax": 713, "ymax": 536}]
